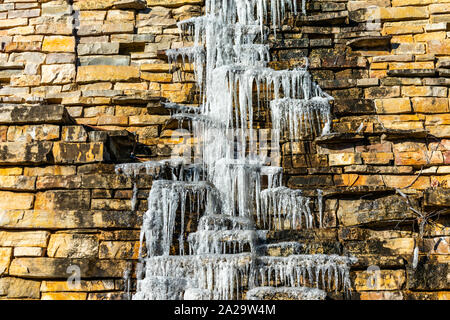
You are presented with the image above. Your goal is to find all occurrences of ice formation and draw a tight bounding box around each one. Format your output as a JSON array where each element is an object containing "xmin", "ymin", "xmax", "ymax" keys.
[{"xmin": 115, "ymin": 0, "xmax": 357, "ymax": 300}]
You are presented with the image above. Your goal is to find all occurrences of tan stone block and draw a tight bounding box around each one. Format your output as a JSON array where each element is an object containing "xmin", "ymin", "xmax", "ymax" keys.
[
  {"xmin": 53, "ymin": 142, "xmax": 107, "ymax": 164},
  {"xmin": 41, "ymin": 64, "xmax": 76, "ymax": 84},
  {"xmin": 377, "ymin": 115, "xmax": 424, "ymax": 130},
  {"xmin": 0, "ymin": 209, "xmax": 140, "ymax": 230},
  {"xmin": 146, "ymin": 0, "xmax": 203, "ymax": 7},
  {"xmin": 0, "ymin": 231, "xmax": 50, "ymax": 247},
  {"xmin": 383, "ymin": 238, "xmax": 415, "ymax": 255},
  {"xmin": 61, "ymin": 126, "xmax": 88, "ymax": 142},
  {"xmin": 337, "ymin": 195, "xmax": 416, "ymax": 226},
  {"xmin": 41, "ymin": 292, "xmax": 87, "ymax": 300},
  {"xmin": 361, "ymin": 152, "xmax": 394, "ymax": 165},
  {"xmin": 392, "ymin": 0, "xmax": 433, "ymax": 6},
  {"xmin": 0, "ymin": 18, "xmax": 28, "ymax": 29},
  {"xmin": 370, "ymin": 62, "xmax": 388, "ymax": 70},
  {"xmin": 0, "ymin": 248, "xmax": 12, "ymax": 275},
  {"xmin": 47, "ymin": 233, "xmax": 98, "ymax": 258},
  {"xmin": 102, "ymin": 22, "xmax": 134, "ymax": 34},
  {"xmin": 375, "ymin": 98, "xmax": 412, "ymax": 114},
  {"xmin": 106, "ymin": 10, "xmax": 135, "ymax": 21},
  {"xmin": 24, "ymin": 166, "xmax": 76, "ymax": 177},
  {"xmin": 91, "ymin": 199, "xmax": 131, "ymax": 211},
  {"xmin": 389, "ymin": 62, "xmax": 435, "ymax": 70},
  {"xmin": 427, "ymin": 125, "xmax": 450, "ymax": 138},
  {"xmin": 354, "ymin": 270, "xmax": 406, "ymax": 291},
  {"xmin": 412, "ymin": 97, "xmax": 449, "ymax": 113},
  {"xmin": 140, "ymin": 63, "xmax": 175, "ymax": 73},
  {"xmin": 114, "ymin": 82, "xmax": 148, "ymax": 91},
  {"xmin": 0, "ymin": 192, "xmax": 34, "ymax": 210},
  {"xmin": 141, "ymin": 72, "xmax": 173, "ymax": 82},
  {"xmin": 394, "ymin": 43, "xmax": 426, "ymax": 55},
  {"xmin": 414, "ymin": 32, "xmax": 447, "ymax": 42},
  {"xmin": 40, "ymin": 280, "xmax": 115, "ymax": 292},
  {"xmin": 34, "ymin": 190, "xmax": 90, "ymax": 210},
  {"xmin": 359, "ymin": 291, "xmax": 403, "ymax": 300},
  {"xmin": 129, "ymin": 115, "xmax": 170, "ymax": 126},
  {"xmin": 42, "ymin": 36, "xmax": 75, "ymax": 52},
  {"xmin": 393, "ymin": 141, "xmax": 427, "ymax": 153},
  {"xmin": 329, "ymin": 153, "xmax": 362, "ymax": 166},
  {"xmin": 402, "ymin": 86, "xmax": 433, "ymax": 97},
  {"xmin": 13, "ymin": 247, "xmax": 44, "ymax": 257},
  {"xmin": 395, "ymin": 150, "xmax": 444, "ymax": 166},
  {"xmin": 0, "ymin": 277, "xmax": 40, "ymax": 299},
  {"xmin": 74, "ymin": 0, "xmax": 115, "ymax": 10},
  {"xmin": 377, "ymin": 7, "xmax": 429, "ymax": 21},
  {"xmin": 79, "ymin": 11, "xmax": 107, "ymax": 21},
  {"xmin": 36, "ymin": 175, "xmax": 82, "ymax": 190},
  {"xmin": 391, "ymin": 35, "xmax": 414, "ymax": 44},
  {"xmin": 383, "ymin": 175, "xmax": 431, "ymax": 189},
  {"xmin": 9, "ymin": 258, "xmax": 130, "ymax": 279},
  {"xmin": 7, "ymin": 125, "xmax": 60, "ymax": 142},
  {"xmin": 430, "ymin": 4, "xmax": 450, "ymax": 14},
  {"xmin": 428, "ymin": 40, "xmax": 450, "ymax": 55},
  {"xmin": 0, "ymin": 142, "xmax": 53, "ymax": 165},
  {"xmin": 77, "ymin": 66, "xmax": 140, "ymax": 83},
  {"xmin": 10, "ymin": 75, "xmax": 40, "ymax": 87},
  {"xmin": 382, "ymin": 25, "xmax": 423, "ymax": 35},
  {"xmin": 0, "ymin": 176, "xmax": 35, "ymax": 191},
  {"xmin": 97, "ymin": 115, "xmax": 128, "ymax": 126}
]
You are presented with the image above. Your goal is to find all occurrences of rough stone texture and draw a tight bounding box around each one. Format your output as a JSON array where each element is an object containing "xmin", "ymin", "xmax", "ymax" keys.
[{"xmin": 0, "ymin": 0, "xmax": 448, "ymax": 301}]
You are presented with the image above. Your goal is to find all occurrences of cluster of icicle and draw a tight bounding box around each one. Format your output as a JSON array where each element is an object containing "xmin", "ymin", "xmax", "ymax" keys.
[
  {"xmin": 115, "ymin": 0, "xmax": 358, "ymax": 301},
  {"xmin": 134, "ymin": 253, "xmax": 356, "ymax": 300}
]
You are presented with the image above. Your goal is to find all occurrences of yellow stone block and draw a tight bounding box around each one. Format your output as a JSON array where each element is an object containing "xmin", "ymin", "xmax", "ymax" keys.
[
  {"xmin": 74, "ymin": 0, "xmax": 115, "ymax": 10},
  {"xmin": 378, "ymin": 7, "xmax": 430, "ymax": 21},
  {"xmin": 41, "ymin": 292, "xmax": 88, "ymax": 300},
  {"xmin": 76, "ymin": 65, "xmax": 140, "ymax": 83},
  {"xmin": 370, "ymin": 62, "xmax": 388, "ymax": 70},
  {"xmin": 412, "ymin": 97, "xmax": 449, "ymax": 113},
  {"xmin": 391, "ymin": 35, "xmax": 414, "ymax": 43},
  {"xmin": 389, "ymin": 61, "xmax": 435, "ymax": 70},
  {"xmin": 382, "ymin": 25, "xmax": 423, "ymax": 35},
  {"xmin": 0, "ymin": 248, "xmax": 12, "ymax": 275},
  {"xmin": 361, "ymin": 152, "xmax": 394, "ymax": 164},
  {"xmin": 0, "ymin": 167, "xmax": 23, "ymax": 176},
  {"xmin": 383, "ymin": 175, "xmax": 431, "ymax": 189},
  {"xmin": 329, "ymin": 153, "xmax": 362, "ymax": 166},
  {"xmin": 146, "ymin": 0, "xmax": 203, "ymax": 7},
  {"xmin": 414, "ymin": 32, "xmax": 446, "ymax": 42},
  {"xmin": 42, "ymin": 36, "xmax": 75, "ymax": 52},
  {"xmin": 0, "ymin": 192, "xmax": 34, "ymax": 210},
  {"xmin": 40, "ymin": 280, "xmax": 115, "ymax": 293},
  {"xmin": 375, "ymin": 98, "xmax": 412, "ymax": 114},
  {"xmin": 392, "ymin": 0, "xmax": 433, "ymax": 6},
  {"xmin": 141, "ymin": 72, "xmax": 173, "ymax": 82},
  {"xmin": 24, "ymin": 166, "xmax": 76, "ymax": 177}
]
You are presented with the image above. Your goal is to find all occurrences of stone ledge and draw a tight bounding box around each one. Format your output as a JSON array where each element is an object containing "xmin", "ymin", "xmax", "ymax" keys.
[
  {"xmin": 0, "ymin": 104, "xmax": 74, "ymax": 125},
  {"xmin": 9, "ymin": 258, "xmax": 131, "ymax": 279}
]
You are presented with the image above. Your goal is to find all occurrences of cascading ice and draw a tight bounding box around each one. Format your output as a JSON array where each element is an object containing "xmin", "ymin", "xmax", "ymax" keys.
[{"xmin": 118, "ymin": 0, "xmax": 357, "ymax": 301}]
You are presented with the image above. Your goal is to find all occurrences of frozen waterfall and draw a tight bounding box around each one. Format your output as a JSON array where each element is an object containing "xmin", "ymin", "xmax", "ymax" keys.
[{"xmin": 115, "ymin": 0, "xmax": 356, "ymax": 300}]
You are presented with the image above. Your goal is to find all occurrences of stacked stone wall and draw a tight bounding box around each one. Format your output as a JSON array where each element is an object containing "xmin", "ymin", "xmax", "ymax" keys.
[{"xmin": 0, "ymin": 0, "xmax": 449, "ymax": 300}]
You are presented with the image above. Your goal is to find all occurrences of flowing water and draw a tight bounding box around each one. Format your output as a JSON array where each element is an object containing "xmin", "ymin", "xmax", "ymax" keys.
[{"xmin": 116, "ymin": 0, "xmax": 356, "ymax": 300}]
